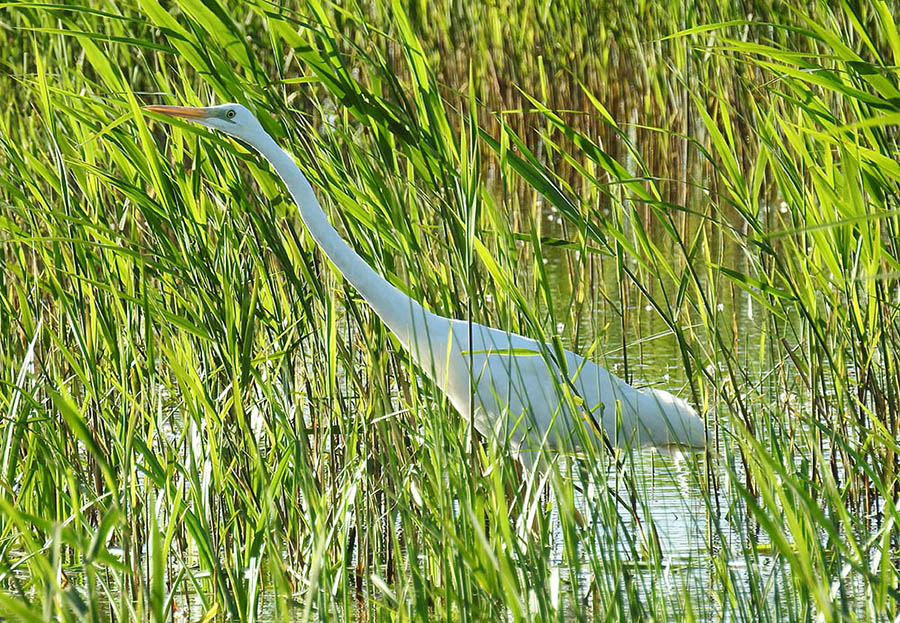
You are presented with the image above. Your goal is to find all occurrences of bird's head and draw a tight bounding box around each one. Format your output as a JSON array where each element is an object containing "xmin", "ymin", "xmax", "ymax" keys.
[{"xmin": 143, "ymin": 103, "xmax": 266, "ymax": 143}]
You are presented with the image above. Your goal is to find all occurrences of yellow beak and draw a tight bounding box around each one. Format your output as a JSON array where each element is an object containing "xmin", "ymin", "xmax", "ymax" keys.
[{"xmin": 142, "ymin": 105, "xmax": 210, "ymax": 120}]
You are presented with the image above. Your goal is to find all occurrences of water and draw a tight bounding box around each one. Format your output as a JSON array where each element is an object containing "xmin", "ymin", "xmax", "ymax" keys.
[{"xmin": 170, "ymin": 166, "xmax": 795, "ymax": 622}]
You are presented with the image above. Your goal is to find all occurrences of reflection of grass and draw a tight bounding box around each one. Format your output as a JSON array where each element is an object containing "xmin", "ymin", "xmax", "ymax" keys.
[{"xmin": 1, "ymin": 0, "xmax": 899, "ymax": 620}]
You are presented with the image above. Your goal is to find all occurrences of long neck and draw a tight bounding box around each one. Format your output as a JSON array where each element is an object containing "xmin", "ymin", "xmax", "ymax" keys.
[{"xmin": 252, "ymin": 132, "xmax": 428, "ymax": 348}]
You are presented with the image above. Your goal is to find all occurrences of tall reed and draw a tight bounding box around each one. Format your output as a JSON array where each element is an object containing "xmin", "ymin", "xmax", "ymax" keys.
[{"xmin": 1, "ymin": 0, "xmax": 898, "ymax": 621}]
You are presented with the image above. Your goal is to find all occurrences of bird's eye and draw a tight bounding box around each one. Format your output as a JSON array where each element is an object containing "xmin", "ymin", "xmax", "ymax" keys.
[{"xmin": 226, "ymin": 110, "xmax": 236, "ymax": 119}]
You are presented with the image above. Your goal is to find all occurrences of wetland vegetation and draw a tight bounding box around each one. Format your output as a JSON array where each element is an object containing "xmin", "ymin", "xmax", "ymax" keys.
[{"xmin": 1, "ymin": 0, "xmax": 900, "ymax": 621}]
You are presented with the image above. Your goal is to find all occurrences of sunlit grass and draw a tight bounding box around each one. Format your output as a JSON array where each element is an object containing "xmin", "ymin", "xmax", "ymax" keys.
[{"xmin": 1, "ymin": 0, "xmax": 899, "ymax": 621}]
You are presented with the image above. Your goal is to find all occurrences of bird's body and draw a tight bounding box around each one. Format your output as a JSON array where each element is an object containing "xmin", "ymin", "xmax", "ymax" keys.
[
  {"xmin": 404, "ymin": 313, "xmax": 705, "ymax": 465},
  {"xmin": 144, "ymin": 103, "xmax": 706, "ymax": 465}
]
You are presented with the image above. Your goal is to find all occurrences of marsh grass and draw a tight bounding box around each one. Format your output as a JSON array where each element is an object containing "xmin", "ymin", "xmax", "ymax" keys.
[{"xmin": 1, "ymin": 0, "xmax": 900, "ymax": 621}]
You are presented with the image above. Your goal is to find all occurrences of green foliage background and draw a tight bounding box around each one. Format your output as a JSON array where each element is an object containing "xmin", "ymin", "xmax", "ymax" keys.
[{"xmin": 1, "ymin": 0, "xmax": 899, "ymax": 621}]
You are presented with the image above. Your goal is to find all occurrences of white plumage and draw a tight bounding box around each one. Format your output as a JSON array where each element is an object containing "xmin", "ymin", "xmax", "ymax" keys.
[{"xmin": 144, "ymin": 103, "xmax": 707, "ymax": 467}]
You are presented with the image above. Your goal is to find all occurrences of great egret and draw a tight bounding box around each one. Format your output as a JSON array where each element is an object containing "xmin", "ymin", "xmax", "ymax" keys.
[{"xmin": 143, "ymin": 103, "xmax": 706, "ymax": 467}]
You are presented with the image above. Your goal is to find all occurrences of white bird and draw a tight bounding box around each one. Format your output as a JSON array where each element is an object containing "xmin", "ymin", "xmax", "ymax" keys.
[{"xmin": 144, "ymin": 103, "xmax": 706, "ymax": 468}]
